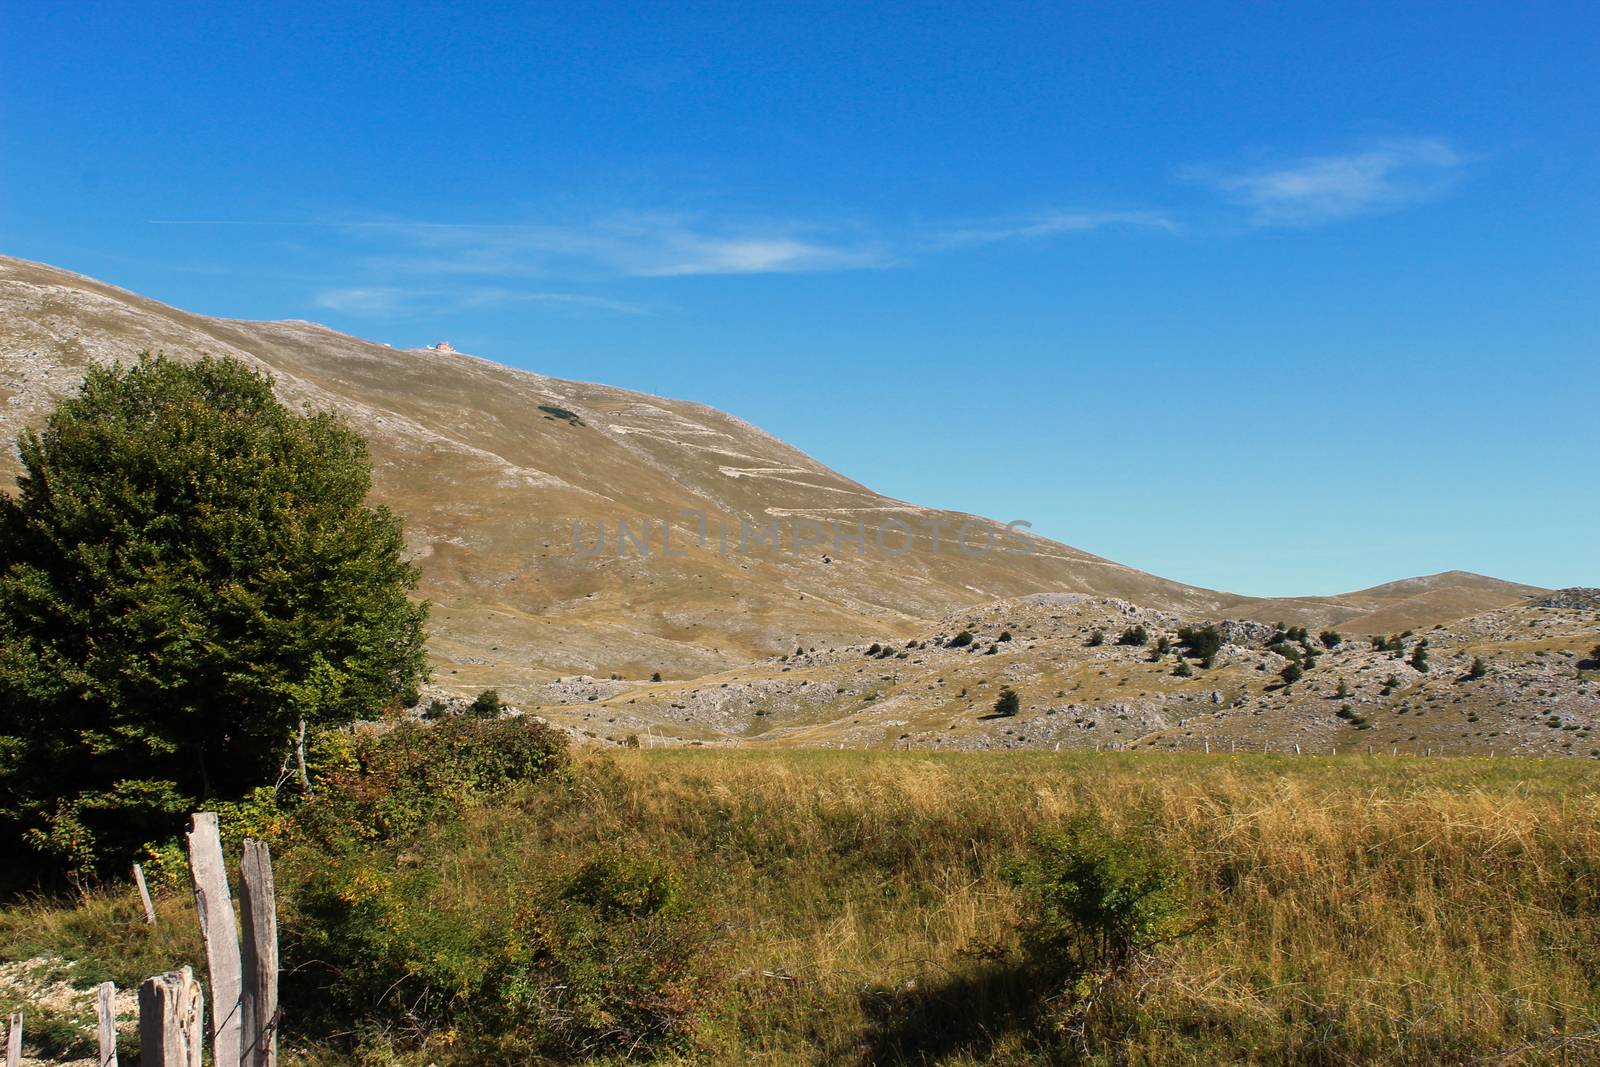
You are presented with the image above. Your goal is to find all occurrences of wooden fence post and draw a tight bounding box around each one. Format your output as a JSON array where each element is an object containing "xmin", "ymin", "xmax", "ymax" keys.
[
  {"xmin": 6, "ymin": 1011, "xmax": 20, "ymax": 1067},
  {"xmin": 133, "ymin": 863, "xmax": 156, "ymax": 925},
  {"xmin": 186, "ymin": 813, "xmax": 243, "ymax": 1067},
  {"xmin": 96, "ymin": 982, "xmax": 118, "ymax": 1067},
  {"xmin": 239, "ymin": 840, "xmax": 279, "ymax": 1067},
  {"xmin": 138, "ymin": 968, "xmax": 203, "ymax": 1067}
]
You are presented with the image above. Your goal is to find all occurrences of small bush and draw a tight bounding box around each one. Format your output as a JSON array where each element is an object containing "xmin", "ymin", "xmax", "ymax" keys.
[
  {"xmin": 1087, "ymin": 630, "xmax": 1106, "ymax": 648},
  {"xmin": 994, "ymin": 687, "xmax": 1020, "ymax": 717},
  {"xmin": 1004, "ymin": 815, "xmax": 1188, "ymax": 978},
  {"xmin": 294, "ymin": 717, "xmax": 567, "ymax": 847},
  {"xmin": 1320, "ymin": 631, "xmax": 1343, "ymax": 648},
  {"xmin": 1117, "ymin": 625, "xmax": 1149, "ymax": 647},
  {"xmin": 947, "ymin": 630, "xmax": 974, "ymax": 648},
  {"xmin": 469, "ymin": 688, "xmax": 504, "ymax": 718},
  {"xmin": 1176, "ymin": 626, "xmax": 1223, "ymax": 668},
  {"xmin": 1466, "ymin": 657, "xmax": 1488, "ymax": 680},
  {"xmin": 288, "ymin": 848, "xmax": 703, "ymax": 1062}
]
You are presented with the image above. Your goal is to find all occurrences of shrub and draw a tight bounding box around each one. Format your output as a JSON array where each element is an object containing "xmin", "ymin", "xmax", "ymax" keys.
[
  {"xmin": 1004, "ymin": 815, "xmax": 1188, "ymax": 978},
  {"xmin": 0, "ymin": 354, "xmax": 427, "ymax": 880},
  {"xmin": 865, "ymin": 643, "xmax": 882, "ymax": 656},
  {"xmin": 947, "ymin": 630, "xmax": 974, "ymax": 648},
  {"xmin": 1087, "ymin": 630, "xmax": 1106, "ymax": 648},
  {"xmin": 1410, "ymin": 644, "xmax": 1431, "ymax": 673},
  {"xmin": 1117, "ymin": 625, "xmax": 1148, "ymax": 647},
  {"xmin": 1173, "ymin": 659, "xmax": 1193, "ymax": 678},
  {"xmin": 1466, "ymin": 657, "xmax": 1488, "ymax": 680},
  {"xmin": 1280, "ymin": 663, "xmax": 1304, "ymax": 687},
  {"xmin": 994, "ymin": 687, "xmax": 1020, "ymax": 717},
  {"xmin": 505, "ymin": 855, "xmax": 703, "ymax": 1058},
  {"xmin": 1336, "ymin": 705, "xmax": 1370, "ymax": 728},
  {"xmin": 1176, "ymin": 625, "xmax": 1223, "ymax": 668},
  {"xmin": 468, "ymin": 689, "xmax": 504, "ymax": 719},
  {"xmin": 287, "ymin": 847, "xmax": 703, "ymax": 1062},
  {"xmin": 651, "ymin": 671, "xmax": 663, "ymax": 682},
  {"xmin": 294, "ymin": 717, "xmax": 567, "ymax": 848},
  {"xmin": 1320, "ymin": 631, "xmax": 1343, "ymax": 648}
]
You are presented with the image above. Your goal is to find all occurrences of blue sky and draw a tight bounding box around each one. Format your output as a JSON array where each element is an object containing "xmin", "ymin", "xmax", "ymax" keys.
[{"xmin": 3, "ymin": 2, "xmax": 1596, "ymax": 595}]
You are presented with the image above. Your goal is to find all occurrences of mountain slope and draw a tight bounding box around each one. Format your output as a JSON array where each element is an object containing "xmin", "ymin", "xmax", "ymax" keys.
[{"xmin": 0, "ymin": 255, "xmax": 1544, "ymax": 690}]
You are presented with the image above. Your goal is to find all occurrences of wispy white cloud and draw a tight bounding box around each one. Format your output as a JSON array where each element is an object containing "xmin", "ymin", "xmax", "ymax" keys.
[
  {"xmin": 931, "ymin": 210, "xmax": 1177, "ymax": 248},
  {"xmin": 156, "ymin": 203, "xmax": 1182, "ymax": 319},
  {"xmin": 153, "ymin": 205, "xmax": 1154, "ymax": 290},
  {"xmin": 312, "ymin": 284, "xmax": 648, "ymax": 318},
  {"xmin": 1189, "ymin": 138, "xmax": 1465, "ymax": 226},
  {"xmin": 334, "ymin": 214, "xmax": 891, "ymax": 280}
]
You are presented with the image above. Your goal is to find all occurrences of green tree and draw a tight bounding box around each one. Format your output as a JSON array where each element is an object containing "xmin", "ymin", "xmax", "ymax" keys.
[
  {"xmin": 1410, "ymin": 642, "xmax": 1431, "ymax": 673},
  {"xmin": 468, "ymin": 689, "xmax": 504, "ymax": 718},
  {"xmin": 1280, "ymin": 663, "xmax": 1304, "ymax": 687},
  {"xmin": 1176, "ymin": 625, "xmax": 1223, "ymax": 668},
  {"xmin": 993, "ymin": 686, "xmax": 1020, "ymax": 717},
  {"xmin": 1466, "ymin": 657, "xmax": 1487, "ymax": 680},
  {"xmin": 0, "ymin": 354, "xmax": 428, "ymax": 878},
  {"xmin": 1116, "ymin": 624, "xmax": 1148, "ymax": 647}
]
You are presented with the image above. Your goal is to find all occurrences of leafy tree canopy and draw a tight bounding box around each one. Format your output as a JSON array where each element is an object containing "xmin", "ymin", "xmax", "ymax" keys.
[{"xmin": 0, "ymin": 353, "xmax": 428, "ymax": 878}]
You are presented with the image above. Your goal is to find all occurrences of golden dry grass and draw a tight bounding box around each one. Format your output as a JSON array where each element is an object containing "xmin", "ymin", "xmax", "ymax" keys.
[{"xmin": 4, "ymin": 750, "xmax": 1598, "ymax": 1064}]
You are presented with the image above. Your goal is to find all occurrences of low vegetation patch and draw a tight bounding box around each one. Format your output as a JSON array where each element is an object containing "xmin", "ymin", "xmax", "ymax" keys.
[{"xmin": 3, "ymin": 751, "xmax": 1598, "ymax": 1064}]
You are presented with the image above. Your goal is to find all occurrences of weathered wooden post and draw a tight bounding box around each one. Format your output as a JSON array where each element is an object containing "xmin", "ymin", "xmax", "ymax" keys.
[
  {"xmin": 133, "ymin": 863, "xmax": 156, "ymax": 925},
  {"xmin": 96, "ymin": 981, "xmax": 118, "ymax": 1067},
  {"xmin": 186, "ymin": 813, "xmax": 243, "ymax": 1066},
  {"xmin": 138, "ymin": 968, "xmax": 203, "ymax": 1067},
  {"xmin": 6, "ymin": 1011, "xmax": 21, "ymax": 1067},
  {"xmin": 239, "ymin": 840, "xmax": 280, "ymax": 1067}
]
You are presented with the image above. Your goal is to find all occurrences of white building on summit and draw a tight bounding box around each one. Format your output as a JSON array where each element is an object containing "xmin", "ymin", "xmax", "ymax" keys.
[{"xmin": 431, "ymin": 341, "xmax": 455, "ymax": 352}]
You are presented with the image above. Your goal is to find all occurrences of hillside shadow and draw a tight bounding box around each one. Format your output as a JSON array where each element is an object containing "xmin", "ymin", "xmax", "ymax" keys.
[{"xmin": 856, "ymin": 956, "xmax": 1057, "ymax": 1065}]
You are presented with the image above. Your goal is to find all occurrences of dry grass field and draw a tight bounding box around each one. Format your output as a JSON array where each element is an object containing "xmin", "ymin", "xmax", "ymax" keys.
[{"xmin": 4, "ymin": 748, "xmax": 1598, "ymax": 1065}]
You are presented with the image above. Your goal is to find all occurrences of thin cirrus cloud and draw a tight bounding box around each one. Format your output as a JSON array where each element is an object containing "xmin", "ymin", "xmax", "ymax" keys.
[
  {"xmin": 161, "ymin": 145, "xmax": 1464, "ymax": 320},
  {"xmin": 341, "ymin": 215, "xmax": 891, "ymax": 281},
  {"xmin": 929, "ymin": 209, "xmax": 1178, "ymax": 248},
  {"xmin": 311, "ymin": 285, "xmax": 648, "ymax": 318},
  {"xmin": 1189, "ymin": 138, "xmax": 1466, "ymax": 226}
]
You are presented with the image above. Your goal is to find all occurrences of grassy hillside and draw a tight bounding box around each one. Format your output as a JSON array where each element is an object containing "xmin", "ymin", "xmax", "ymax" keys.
[
  {"xmin": 0, "ymin": 256, "xmax": 1546, "ymax": 696},
  {"xmin": 3, "ymin": 748, "xmax": 1597, "ymax": 1065}
]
